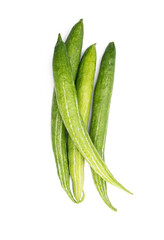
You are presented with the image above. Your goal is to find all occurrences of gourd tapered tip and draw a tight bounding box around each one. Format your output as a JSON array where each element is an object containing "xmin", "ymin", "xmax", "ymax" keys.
[
  {"xmin": 58, "ymin": 33, "xmax": 62, "ymax": 41},
  {"xmin": 79, "ymin": 18, "xmax": 83, "ymax": 22},
  {"xmin": 55, "ymin": 34, "xmax": 63, "ymax": 48},
  {"xmin": 109, "ymin": 42, "xmax": 115, "ymax": 48},
  {"xmin": 91, "ymin": 43, "xmax": 97, "ymax": 50},
  {"xmin": 125, "ymin": 189, "xmax": 133, "ymax": 195}
]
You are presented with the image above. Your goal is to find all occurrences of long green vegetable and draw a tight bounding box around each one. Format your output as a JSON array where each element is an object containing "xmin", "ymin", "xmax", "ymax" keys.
[
  {"xmin": 90, "ymin": 42, "xmax": 117, "ymax": 211},
  {"xmin": 53, "ymin": 34, "xmax": 132, "ymax": 194},
  {"xmin": 51, "ymin": 19, "xmax": 83, "ymax": 202},
  {"xmin": 68, "ymin": 44, "xmax": 96, "ymax": 201},
  {"xmin": 51, "ymin": 93, "xmax": 76, "ymax": 202}
]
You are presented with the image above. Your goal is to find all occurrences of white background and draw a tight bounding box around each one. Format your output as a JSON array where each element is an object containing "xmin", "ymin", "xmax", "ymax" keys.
[{"xmin": 0, "ymin": 0, "xmax": 164, "ymax": 239}]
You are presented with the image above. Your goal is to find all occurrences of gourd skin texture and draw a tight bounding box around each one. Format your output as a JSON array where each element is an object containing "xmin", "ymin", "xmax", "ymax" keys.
[
  {"xmin": 65, "ymin": 19, "xmax": 83, "ymax": 81},
  {"xmin": 51, "ymin": 20, "xmax": 83, "ymax": 202},
  {"xmin": 68, "ymin": 44, "xmax": 96, "ymax": 202},
  {"xmin": 53, "ymin": 35, "xmax": 132, "ymax": 194},
  {"xmin": 51, "ymin": 92, "xmax": 76, "ymax": 202},
  {"xmin": 90, "ymin": 42, "xmax": 117, "ymax": 211}
]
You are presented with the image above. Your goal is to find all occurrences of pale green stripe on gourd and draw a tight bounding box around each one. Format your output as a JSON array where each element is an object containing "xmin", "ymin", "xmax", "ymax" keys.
[
  {"xmin": 90, "ymin": 42, "xmax": 117, "ymax": 211},
  {"xmin": 51, "ymin": 92, "xmax": 76, "ymax": 202},
  {"xmin": 51, "ymin": 19, "xmax": 83, "ymax": 202},
  {"xmin": 68, "ymin": 44, "xmax": 96, "ymax": 202},
  {"xmin": 53, "ymin": 35, "xmax": 132, "ymax": 194}
]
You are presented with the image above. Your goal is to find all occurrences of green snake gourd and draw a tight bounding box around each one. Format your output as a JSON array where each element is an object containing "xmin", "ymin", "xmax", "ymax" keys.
[
  {"xmin": 90, "ymin": 42, "xmax": 117, "ymax": 211},
  {"xmin": 68, "ymin": 44, "xmax": 96, "ymax": 201}
]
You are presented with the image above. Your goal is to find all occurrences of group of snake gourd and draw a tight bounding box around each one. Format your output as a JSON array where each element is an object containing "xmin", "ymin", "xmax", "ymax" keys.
[{"xmin": 51, "ymin": 19, "xmax": 132, "ymax": 211}]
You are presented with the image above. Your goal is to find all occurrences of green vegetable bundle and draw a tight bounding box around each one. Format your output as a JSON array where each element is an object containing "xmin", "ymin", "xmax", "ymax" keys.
[{"xmin": 51, "ymin": 19, "xmax": 132, "ymax": 211}]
